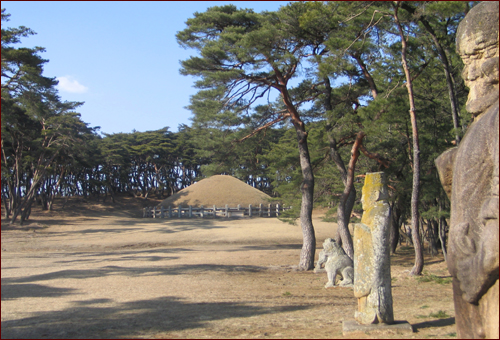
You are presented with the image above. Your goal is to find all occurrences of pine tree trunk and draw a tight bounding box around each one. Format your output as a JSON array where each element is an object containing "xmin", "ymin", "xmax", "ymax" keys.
[
  {"xmin": 400, "ymin": 3, "xmax": 461, "ymax": 144},
  {"xmin": 390, "ymin": 201, "xmax": 401, "ymax": 254},
  {"xmin": 20, "ymin": 194, "xmax": 36, "ymax": 224},
  {"xmin": 324, "ymin": 77, "xmax": 356, "ymax": 251},
  {"xmin": 394, "ymin": 2, "xmax": 424, "ymax": 276},
  {"xmin": 2, "ymin": 193, "xmax": 11, "ymax": 218},
  {"xmin": 336, "ymin": 199, "xmax": 353, "ymax": 259},
  {"xmin": 421, "ymin": 21, "xmax": 461, "ymax": 144},
  {"xmin": 428, "ymin": 218, "xmax": 439, "ymax": 257},
  {"xmin": 329, "ymin": 136, "xmax": 356, "ymax": 249},
  {"xmin": 41, "ymin": 192, "xmax": 48, "ymax": 210},
  {"xmin": 334, "ymin": 190, "xmax": 356, "ymax": 249},
  {"xmin": 280, "ymin": 86, "xmax": 316, "ymax": 271},
  {"xmin": 336, "ymin": 131, "xmax": 365, "ymax": 260},
  {"xmin": 295, "ymin": 126, "xmax": 316, "ymax": 271},
  {"xmin": 48, "ymin": 195, "xmax": 55, "ymax": 211},
  {"xmin": 439, "ymin": 216, "xmax": 448, "ymax": 263},
  {"xmin": 327, "ymin": 138, "xmax": 356, "ymax": 247}
]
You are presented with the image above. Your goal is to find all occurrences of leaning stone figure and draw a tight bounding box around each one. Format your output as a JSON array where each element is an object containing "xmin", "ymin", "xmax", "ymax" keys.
[
  {"xmin": 353, "ymin": 172, "xmax": 393, "ymax": 325},
  {"xmin": 321, "ymin": 238, "xmax": 354, "ymax": 288},
  {"xmin": 435, "ymin": 2, "xmax": 499, "ymax": 338}
]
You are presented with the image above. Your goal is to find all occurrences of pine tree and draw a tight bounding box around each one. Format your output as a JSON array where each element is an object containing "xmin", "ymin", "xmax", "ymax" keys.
[
  {"xmin": 1, "ymin": 9, "xmax": 95, "ymax": 224},
  {"xmin": 176, "ymin": 3, "xmax": 346, "ymax": 269}
]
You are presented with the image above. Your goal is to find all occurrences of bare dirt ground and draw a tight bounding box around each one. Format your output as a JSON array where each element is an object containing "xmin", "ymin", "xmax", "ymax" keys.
[{"xmin": 1, "ymin": 196, "xmax": 457, "ymax": 339}]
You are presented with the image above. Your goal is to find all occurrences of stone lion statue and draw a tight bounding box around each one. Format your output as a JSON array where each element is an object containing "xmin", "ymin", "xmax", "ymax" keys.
[
  {"xmin": 314, "ymin": 238, "xmax": 336, "ymax": 273},
  {"xmin": 320, "ymin": 238, "xmax": 354, "ymax": 288}
]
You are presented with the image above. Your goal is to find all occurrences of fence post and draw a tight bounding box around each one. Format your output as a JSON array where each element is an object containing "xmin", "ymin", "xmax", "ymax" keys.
[
  {"xmin": 161, "ymin": 206, "xmax": 164, "ymax": 218},
  {"xmin": 178, "ymin": 206, "xmax": 182, "ymax": 218},
  {"xmin": 189, "ymin": 205, "xmax": 193, "ymax": 218},
  {"xmin": 168, "ymin": 206, "xmax": 172, "ymax": 218},
  {"xmin": 143, "ymin": 207, "xmax": 146, "ymax": 218},
  {"xmin": 249, "ymin": 204, "xmax": 252, "ymax": 217},
  {"xmin": 259, "ymin": 203, "xmax": 263, "ymax": 217},
  {"xmin": 225, "ymin": 204, "xmax": 229, "ymax": 218},
  {"xmin": 213, "ymin": 205, "xmax": 217, "ymax": 218},
  {"xmin": 201, "ymin": 205, "xmax": 204, "ymax": 218}
]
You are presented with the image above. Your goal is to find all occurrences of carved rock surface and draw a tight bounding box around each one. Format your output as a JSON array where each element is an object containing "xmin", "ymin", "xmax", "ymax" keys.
[
  {"xmin": 353, "ymin": 172, "xmax": 394, "ymax": 325},
  {"xmin": 434, "ymin": 2, "xmax": 499, "ymax": 338},
  {"xmin": 456, "ymin": 1, "xmax": 499, "ymax": 55}
]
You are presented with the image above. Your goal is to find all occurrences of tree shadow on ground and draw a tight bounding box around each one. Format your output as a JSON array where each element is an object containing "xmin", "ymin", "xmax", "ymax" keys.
[
  {"xmin": 1, "ymin": 264, "xmax": 269, "ymax": 285},
  {"xmin": 390, "ymin": 250, "xmax": 446, "ymax": 266},
  {"xmin": 42, "ymin": 247, "xmax": 194, "ymax": 266},
  {"xmin": 391, "ymin": 257, "xmax": 446, "ymax": 267},
  {"xmin": 2, "ymin": 218, "xmax": 228, "ymax": 237},
  {"xmin": 50, "ymin": 254, "xmax": 181, "ymax": 265},
  {"xmin": 110, "ymin": 218, "xmax": 222, "ymax": 226},
  {"xmin": 1, "ymin": 283, "xmax": 78, "ymax": 301},
  {"xmin": 143, "ymin": 223, "xmax": 227, "ymax": 234},
  {"xmin": 63, "ymin": 227, "xmax": 146, "ymax": 234},
  {"xmin": 4, "ymin": 247, "xmax": 191, "ymax": 267},
  {"xmin": 1, "ymin": 296, "xmax": 313, "ymax": 339},
  {"xmin": 62, "ymin": 246, "xmax": 194, "ymax": 258},
  {"xmin": 412, "ymin": 317, "xmax": 455, "ymax": 332},
  {"xmin": 1, "ymin": 221, "xmax": 52, "ymax": 231},
  {"xmin": 1, "ymin": 218, "xmax": 100, "ymax": 229},
  {"xmin": 224, "ymin": 244, "xmax": 302, "ymax": 252}
]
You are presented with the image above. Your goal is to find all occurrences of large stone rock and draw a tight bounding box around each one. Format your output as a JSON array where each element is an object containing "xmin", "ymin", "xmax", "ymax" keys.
[
  {"xmin": 353, "ymin": 172, "xmax": 394, "ymax": 325},
  {"xmin": 435, "ymin": 2, "xmax": 499, "ymax": 338}
]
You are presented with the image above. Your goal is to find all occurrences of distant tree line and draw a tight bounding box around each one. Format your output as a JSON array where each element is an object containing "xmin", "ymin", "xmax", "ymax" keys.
[{"xmin": 2, "ymin": 2, "xmax": 477, "ymax": 274}]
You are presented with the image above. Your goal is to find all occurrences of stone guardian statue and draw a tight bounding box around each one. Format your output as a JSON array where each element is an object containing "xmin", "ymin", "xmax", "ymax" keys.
[
  {"xmin": 322, "ymin": 238, "xmax": 354, "ymax": 288},
  {"xmin": 353, "ymin": 172, "xmax": 394, "ymax": 324},
  {"xmin": 434, "ymin": 2, "xmax": 499, "ymax": 338}
]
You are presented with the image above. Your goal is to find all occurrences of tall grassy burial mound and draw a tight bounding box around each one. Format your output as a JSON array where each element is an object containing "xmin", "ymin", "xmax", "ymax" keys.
[{"xmin": 160, "ymin": 175, "xmax": 272, "ymax": 208}]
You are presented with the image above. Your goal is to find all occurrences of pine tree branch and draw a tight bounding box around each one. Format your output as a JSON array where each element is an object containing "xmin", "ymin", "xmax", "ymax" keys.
[
  {"xmin": 359, "ymin": 143, "xmax": 390, "ymax": 168},
  {"xmin": 236, "ymin": 113, "xmax": 289, "ymax": 143}
]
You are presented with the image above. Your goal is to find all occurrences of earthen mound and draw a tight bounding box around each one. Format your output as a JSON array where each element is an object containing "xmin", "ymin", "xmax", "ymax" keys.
[{"xmin": 160, "ymin": 175, "xmax": 272, "ymax": 208}]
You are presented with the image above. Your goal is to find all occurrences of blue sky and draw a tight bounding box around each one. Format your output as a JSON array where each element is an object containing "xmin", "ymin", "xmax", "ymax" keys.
[{"xmin": 2, "ymin": 1, "xmax": 290, "ymax": 135}]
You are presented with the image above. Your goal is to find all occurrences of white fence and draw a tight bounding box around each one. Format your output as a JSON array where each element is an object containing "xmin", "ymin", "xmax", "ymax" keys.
[{"xmin": 143, "ymin": 203, "xmax": 291, "ymax": 218}]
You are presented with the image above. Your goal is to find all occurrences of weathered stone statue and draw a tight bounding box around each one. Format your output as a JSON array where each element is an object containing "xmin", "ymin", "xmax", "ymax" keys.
[
  {"xmin": 434, "ymin": 2, "xmax": 499, "ymax": 338},
  {"xmin": 353, "ymin": 172, "xmax": 393, "ymax": 325},
  {"xmin": 320, "ymin": 238, "xmax": 354, "ymax": 288},
  {"xmin": 314, "ymin": 238, "xmax": 337, "ymax": 273}
]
